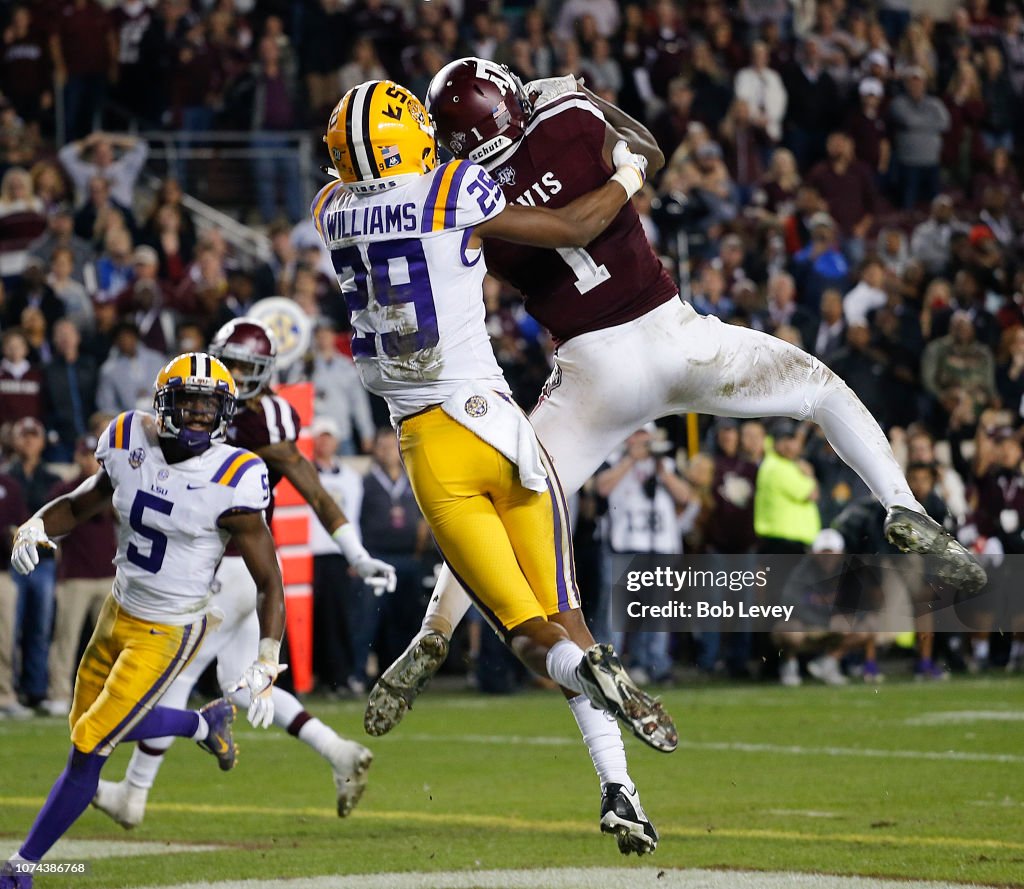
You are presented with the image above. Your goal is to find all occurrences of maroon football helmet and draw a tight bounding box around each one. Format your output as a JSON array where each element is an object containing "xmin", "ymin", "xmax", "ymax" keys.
[
  {"xmin": 426, "ymin": 57, "xmax": 532, "ymax": 163},
  {"xmin": 208, "ymin": 318, "xmax": 277, "ymax": 400}
]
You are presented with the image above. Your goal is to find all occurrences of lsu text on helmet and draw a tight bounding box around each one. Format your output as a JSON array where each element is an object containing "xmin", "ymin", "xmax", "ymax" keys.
[
  {"xmin": 426, "ymin": 57, "xmax": 532, "ymax": 163},
  {"xmin": 209, "ymin": 318, "xmax": 277, "ymax": 401},
  {"xmin": 325, "ymin": 80, "xmax": 436, "ymax": 194},
  {"xmin": 153, "ymin": 352, "xmax": 237, "ymax": 454}
]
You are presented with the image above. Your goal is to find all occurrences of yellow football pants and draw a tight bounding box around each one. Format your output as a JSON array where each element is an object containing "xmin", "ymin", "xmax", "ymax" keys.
[
  {"xmin": 399, "ymin": 407, "xmax": 580, "ymax": 634},
  {"xmin": 70, "ymin": 595, "xmax": 208, "ymax": 755}
]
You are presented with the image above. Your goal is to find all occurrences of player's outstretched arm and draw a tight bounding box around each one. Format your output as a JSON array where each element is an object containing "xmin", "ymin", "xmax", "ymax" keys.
[
  {"xmin": 221, "ymin": 509, "xmax": 287, "ymax": 728},
  {"xmin": 11, "ymin": 470, "xmax": 114, "ymax": 574},
  {"xmin": 473, "ymin": 141, "xmax": 647, "ymax": 249},
  {"xmin": 583, "ymin": 84, "xmax": 666, "ymax": 176},
  {"xmin": 259, "ymin": 439, "xmax": 397, "ymax": 592}
]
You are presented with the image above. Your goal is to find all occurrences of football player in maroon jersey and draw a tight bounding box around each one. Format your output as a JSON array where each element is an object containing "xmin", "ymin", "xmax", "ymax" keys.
[
  {"xmin": 93, "ymin": 319, "xmax": 394, "ymax": 829},
  {"xmin": 366, "ymin": 57, "xmax": 987, "ymax": 849}
]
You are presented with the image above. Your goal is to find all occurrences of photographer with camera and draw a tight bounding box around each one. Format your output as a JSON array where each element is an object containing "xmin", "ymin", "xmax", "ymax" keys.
[{"xmin": 596, "ymin": 425, "xmax": 699, "ymax": 684}]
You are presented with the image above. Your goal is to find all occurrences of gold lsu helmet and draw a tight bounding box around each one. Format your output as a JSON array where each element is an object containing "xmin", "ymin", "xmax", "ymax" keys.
[
  {"xmin": 325, "ymin": 80, "xmax": 437, "ymax": 193},
  {"xmin": 153, "ymin": 352, "xmax": 237, "ymax": 453}
]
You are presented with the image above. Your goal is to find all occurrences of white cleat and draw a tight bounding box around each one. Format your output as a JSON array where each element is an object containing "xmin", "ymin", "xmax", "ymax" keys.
[
  {"xmin": 91, "ymin": 779, "xmax": 148, "ymax": 829},
  {"xmin": 600, "ymin": 783, "xmax": 659, "ymax": 855},
  {"xmin": 326, "ymin": 739, "xmax": 373, "ymax": 817}
]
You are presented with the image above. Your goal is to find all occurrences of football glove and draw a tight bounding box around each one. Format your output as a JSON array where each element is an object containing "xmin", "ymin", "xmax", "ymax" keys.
[
  {"xmin": 332, "ymin": 524, "xmax": 398, "ymax": 595},
  {"xmin": 11, "ymin": 517, "xmax": 54, "ymax": 575},
  {"xmin": 236, "ymin": 652, "xmax": 288, "ymax": 729},
  {"xmin": 525, "ymin": 74, "xmax": 579, "ymax": 108},
  {"xmin": 610, "ymin": 139, "xmax": 648, "ymax": 199}
]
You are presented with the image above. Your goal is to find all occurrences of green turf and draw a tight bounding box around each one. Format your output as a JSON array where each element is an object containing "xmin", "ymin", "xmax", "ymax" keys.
[{"xmin": 1, "ymin": 676, "xmax": 1023, "ymax": 887}]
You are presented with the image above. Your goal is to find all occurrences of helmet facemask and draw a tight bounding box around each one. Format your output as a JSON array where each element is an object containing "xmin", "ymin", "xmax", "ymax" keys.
[
  {"xmin": 155, "ymin": 386, "xmax": 236, "ymax": 455},
  {"xmin": 208, "ymin": 342, "xmax": 274, "ymax": 400}
]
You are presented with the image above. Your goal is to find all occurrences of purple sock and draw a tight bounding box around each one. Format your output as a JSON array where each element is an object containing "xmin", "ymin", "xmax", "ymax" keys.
[
  {"xmin": 122, "ymin": 706, "xmax": 201, "ymax": 742},
  {"xmin": 20, "ymin": 748, "xmax": 105, "ymax": 862}
]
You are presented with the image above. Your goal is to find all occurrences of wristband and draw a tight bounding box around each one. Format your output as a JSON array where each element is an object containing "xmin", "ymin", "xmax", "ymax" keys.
[
  {"xmin": 611, "ymin": 166, "xmax": 644, "ymax": 200},
  {"xmin": 20, "ymin": 517, "xmax": 45, "ymax": 537},
  {"xmin": 258, "ymin": 637, "xmax": 281, "ymax": 667},
  {"xmin": 331, "ymin": 523, "xmax": 366, "ymax": 563}
]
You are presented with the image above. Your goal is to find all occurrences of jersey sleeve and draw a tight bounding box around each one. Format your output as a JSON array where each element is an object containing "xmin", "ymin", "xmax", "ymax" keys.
[
  {"xmin": 95, "ymin": 411, "xmax": 137, "ymax": 478},
  {"xmin": 311, "ymin": 179, "xmax": 344, "ymax": 244},
  {"xmin": 228, "ymin": 455, "xmax": 271, "ymax": 514},
  {"xmin": 532, "ymin": 93, "xmax": 608, "ymax": 157},
  {"xmin": 421, "ymin": 160, "xmax": 506, "ymax": 234}
]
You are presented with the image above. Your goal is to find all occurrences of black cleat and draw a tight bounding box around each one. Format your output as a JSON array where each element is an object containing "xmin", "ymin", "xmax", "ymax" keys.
[
  {"xmin": 600, "ymin": 783, "xmax": 659, "ymax": 855},
  {"xmin": 578, "ymin": 643, "xmax": 678, "ymax": 753}
]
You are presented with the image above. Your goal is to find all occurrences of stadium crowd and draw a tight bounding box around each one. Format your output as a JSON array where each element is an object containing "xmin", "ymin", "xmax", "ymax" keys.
[{"xmin": 2, "ymin": 0, "xmax": 1024, "ymax": 715}]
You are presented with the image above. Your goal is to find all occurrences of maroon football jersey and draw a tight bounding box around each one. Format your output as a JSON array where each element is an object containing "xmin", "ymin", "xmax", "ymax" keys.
[
  {"xmin": 224, "ymin": 392, "xmax": 300, "ymax": 524},
  {"xmin": 480, "ymin": 94, "xmax": 677, "ymax": 343}
]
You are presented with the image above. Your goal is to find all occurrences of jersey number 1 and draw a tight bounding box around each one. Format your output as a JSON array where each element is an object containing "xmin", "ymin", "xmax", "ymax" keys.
[
  {"xmin": 127, "ymin": 491, "xmax": 173, "ymax": 574},
  {"xmin": 556, "ymin": 246, "xmax": 610, "ymax": 294}
]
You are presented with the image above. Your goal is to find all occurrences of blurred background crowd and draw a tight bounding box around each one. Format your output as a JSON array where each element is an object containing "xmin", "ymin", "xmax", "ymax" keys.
[{"xmin": 2, "ymin": 0, "xmax": 1024, "ymax": 717}]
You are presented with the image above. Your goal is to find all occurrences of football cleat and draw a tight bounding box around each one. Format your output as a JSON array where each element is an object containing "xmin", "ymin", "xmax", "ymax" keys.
[
  {"xmin": 91, "ymin": 779, "xmax": 148, "ymax": 829},
  {"xmin": 577, "ymin": 644, "xmax": 678, "ymax": 753},
  {"xmin": 364, "ymin": 631, "xmax": 449, "ymax": 737},
  {"xmin": 0, "ymin": 862, "xmax": 31, "ymax": 889},
  {"xmin": 326, "ymin": 739, "xmax": 374, "ymax": 817},
  {"xmin": 600, "ymin": 783, "xmax": 659, "ymax": 855},
  {"xmin": 883, "ymin": 506, "xmax": 987, "ymax": 596},
  {"xmin": 197, "ymin": 698, "xmax": 238, "ymax": 771}
]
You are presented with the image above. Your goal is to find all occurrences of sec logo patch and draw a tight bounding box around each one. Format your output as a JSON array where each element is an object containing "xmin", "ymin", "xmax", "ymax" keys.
[{"xmin": 464, "ymin": 395, "xmax": 488, "ymax": 417}]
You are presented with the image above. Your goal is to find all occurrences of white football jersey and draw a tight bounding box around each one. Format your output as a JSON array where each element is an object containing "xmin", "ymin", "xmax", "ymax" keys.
[
  {"xmin": 312, "ymin": 160, "xmax": 510, "ymax": 421},
  {"xmin": 95, "ymin": 411, "xmax": 271, "ymax": 625}
]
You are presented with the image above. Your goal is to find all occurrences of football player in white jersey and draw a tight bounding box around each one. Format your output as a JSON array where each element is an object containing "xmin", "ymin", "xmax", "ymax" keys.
[
  {"xmin": 2, "ymin": 354, "xmax": 286, "ymax": 889},
  {"xmin": 309, "ymin": 78, "xmax": 669, "ymax": 856},
  {"xmin": 93, "ymin": 319, "xmax": 387, "ymax": 830}
]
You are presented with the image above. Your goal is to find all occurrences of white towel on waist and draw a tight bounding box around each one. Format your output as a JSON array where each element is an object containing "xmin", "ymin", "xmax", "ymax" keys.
[{"xmin": 440, "ymin": 384, "xmax": 548, "ymax": 493}]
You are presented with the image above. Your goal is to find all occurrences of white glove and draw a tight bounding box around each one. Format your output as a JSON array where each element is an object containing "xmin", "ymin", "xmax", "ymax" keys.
[
  {"xmin": 333, "ymin": 523, "xmax": 398, "ymax": 595},
  {"xmin": 236, "ymin": 639, "xmax": 287, "ymax": 729},
  {"xmin": 525, "ymin": 74, "xmax": 579, "ymax": 107},
  {"xmin": 610, "ymin": 139, "xmax": 648, "ymax": 199},
  {"xmin": 11, "ymin": 518, "xmax": 54, "ymax": 575}
]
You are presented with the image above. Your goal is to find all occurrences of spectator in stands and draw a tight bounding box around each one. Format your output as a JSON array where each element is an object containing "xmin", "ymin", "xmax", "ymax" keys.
[
  {"xmin": 597, "ymin": 425, "xmax": 697, "ymax": 683},
  {"xmin": 782, "ymin": 37, "xmax": 841, "ymax": 169},
  {"xmin": 911, "ymin": 194, "xmax": 965, "ymax": 276},
  {"xmin": 791, "ymin": 211, "xmax": 849, "ymax": 310},
  {"xmin": 718, "ymin": 99, "xmax": 768, "ymax": 194},
  {"xmin": 830, "ymin": 321, "xmax": 895, "ymax": 428},
  {"xmin": 1, "ymin": 6, "xmax": 54, "ymax": 127},
  {"xmin": 773, "ymin": 528, "xmax": 875, "ymax": 686},
  {"xmin": 762, "ymin": 270, "xmax": 815, "ymax": 341},
  {"xmin": 889, "ymin": 66, "xmax": 951, "ymax": 208},
  {"xmin": 43, "ymin": 319, "xmax": 95, "ymax": 461},
  {"xmin": 845, "ymin": 78, "xmax": 890, "ymax": 181},
  {"xmin": 349, "ymin": 427, "xmax": 428, "ymax": 694},
  {"xmin": 0, "ymin": 467, "xmax": 29, "ymax": 718},
  {"xmin": 754, "ymin": 419, "xmax": 821, "ymax": 554},
  {"xmin": 997, "ymin": 326, "xmax": 1024, "ymax": 417},
  {"xmin": 921, "ymin": 310, "xmax": 997, "ymax": 425},
  {"xmin": 0, "ymin": 102, "xmax": 41, "ymax": 171},
  {"xmin": 758, "ymin": 147, "xmax": 802, "ymax": 216},
  {"xmin": 875, "ymin": 226, "xmax": 911, "ymax": 276},
  {"xmin": 970, "ymin": 425, "xmax": 1024, "ymax": 554},
  {"xmin": 73, "ymin": 175, "xmax": 134, "ymax": 248},
  {"xmin": 807, "ymin": 132, "xmax": 878, "ymax": 265},
  {"xmin": 740, "ymin": 418, "xmax": 767, "ymax": 464},
  {"xmin": 980, "ymin": 44, "xmax": 1016, "ymax": 153},
  {"xmin": 734, "ymin": 41, "xmax": 787, "ymax": 149},
  {"xmin": 843, "ymin": 257, "xmax": 888, "ymax": 327},
  {"xmin": 556, "ymin": 0, "xmax": 620, "ymax": 42},
  {"xmin": 0, "ymin": 167, "xmax": 46, "ymax": 260},
  {"xmin": 942, "ymin": 60, "xmax": 986, "ymax": 187},
  {"xmin": 114, "ymin": 245, "xmax": 176, "ymax": 354},
  {"xmin": 808, "ymin": 288, "xmax": 846, "ymax": 366},
  {"xmin": 896, "ymin": 20, "xmax": 938, "ymax": 87},
  {"xmin": 309, "ymin": 321, "xmax": 375, "ymax": 455},
  {"xmin": 94, "ymin": 225, "xmax": 134, "ymax": 303},
  {"xmin": 38, "ymin": 433, "xmax": 115, "ymax": 717},
  {"xmin": 250, "ymin": 35, "xmax": 303, "ymax": 224},
  {"xmin": 0, "ymin": 329, "xmax": 44, "ymax": 427},
  {"xmin": 309, "ymin": 417, "xmax": 363, "ymax": 694},
  {"xmin": 7, "ymin": 415, "xmax": 60, "ymax": 708},
  {"xmin": 30, "ymin": 163, "xmax": 71, "ymax": 216},
  {"xmin": 651, "ymin": 78, "xmax": 695, "ymax": 159},
  {"xmin": 46, "ymin": 247, "xmax": 91, "ymax": 330},
  {"xmin": 19, "ymin": 305, "xmax": 51, "ymax": 365},
  {"xmin": 698, "ymin": 417, "xmax": 757, "ymax": 677},
  {"xmin": 58, "ymin": 132, "xmax": 147, "ymax": 209},
  {"xmin": 50, "ymin": 0, "xmax": 116, "ymax": 141},
  {"xmin": 971, "ymin": 147, "xmax": 1022, "ymax": 210},
  {"xmin": 338, "ymin": 37, "xmax": 387, "ymax": 97},
  {"xmin": 142, "ymin": 203, "xmax": 194, "ymax": 287},
  {"xmin": 691, "ymin": 261, "xmax": 734, "ymax": 319},
  {"xmin": 29, "ymin": 205, "xmax": 94, "ymax": 286},
  {"xmin": 94, "ymin": 320, "xmax": 165, "ymax": 413}
]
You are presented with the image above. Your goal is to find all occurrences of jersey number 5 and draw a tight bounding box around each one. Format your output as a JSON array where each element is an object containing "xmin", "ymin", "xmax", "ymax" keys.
[{"xmin": 127, "ymin": 491, "xmax": 173, "ymax": 574}]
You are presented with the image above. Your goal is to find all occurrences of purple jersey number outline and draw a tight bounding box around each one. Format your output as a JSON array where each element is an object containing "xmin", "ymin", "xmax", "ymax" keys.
[{"xmin": 333, "ymin": 239, "xmax": 439, "ymax": 358}]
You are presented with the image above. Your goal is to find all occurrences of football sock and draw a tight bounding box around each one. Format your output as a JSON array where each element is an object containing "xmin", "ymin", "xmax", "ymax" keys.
[
  {"xmin": 20, "ymin": 748, "xmax": 106, "ymax": 861},
  {"xmin": 269, "ymin": 687, "xmax": 304, "ymax": 728},
  {"xmin": 814, "ymin": 386, "xmax": 922, "ymax": 511},
  {"xmin": 292, "ymin": 715, "xmax": 340, "ymax": 758},
  {"xmin": 126, "ymin": 746, "xmax": 167, "ymax": 790},
  {"xmin": 545, "ymin": 639, "xmax": 585, "ymax": 694},
  {"xmin": 568, "ymin": 694, "xmax": 631, "ymax": 790},
  {"xmin": 421, "ymin": 563, "xmax": 473, "ymax": 640},
  {"xmin": 122, "ymin": 707, "xmax": 201, "ymax": 743}
]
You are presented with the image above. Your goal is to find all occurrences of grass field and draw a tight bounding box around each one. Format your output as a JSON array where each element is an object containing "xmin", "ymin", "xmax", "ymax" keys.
[{"xmin": 1, "ymin": 676, "xmax": 1023, "ymax": 888}]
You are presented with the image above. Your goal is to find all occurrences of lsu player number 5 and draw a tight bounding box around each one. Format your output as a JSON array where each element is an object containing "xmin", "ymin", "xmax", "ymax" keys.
[
  {"xmin": 2, "ymin": 354, "xmax": 285, "ymax": 888},
  {"xmin": 311, "ymin": 79, "xmax": 672, "ymax": 858}
]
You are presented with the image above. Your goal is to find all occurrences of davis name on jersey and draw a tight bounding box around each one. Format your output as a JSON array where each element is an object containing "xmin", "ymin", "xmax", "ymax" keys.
[
  {"xmin": 96, "ymin": 411, "xmax": 270, "ymax": 625},
  {"xmin": 480, "ymin": 93, "xmax": 677, "ymax": 343},
  {"xmin": 311, "ymin": 159, "xmax": 510, "ymax": 421}
]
